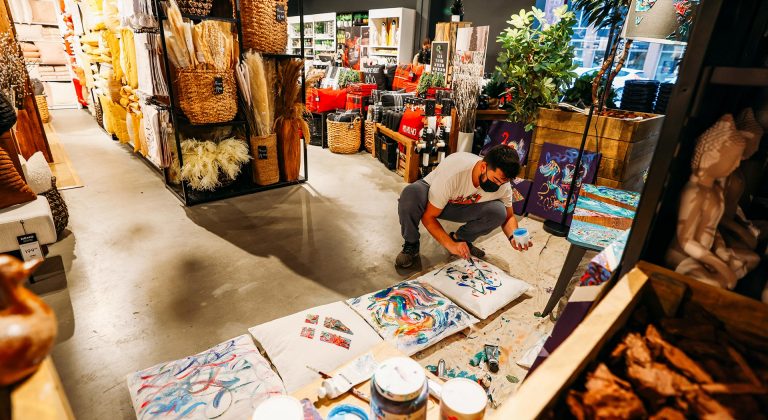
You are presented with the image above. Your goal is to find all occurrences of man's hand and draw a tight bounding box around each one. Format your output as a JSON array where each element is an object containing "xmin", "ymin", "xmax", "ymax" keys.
[
  {"xmin": 447, "ymin": 240, "xmax": 471, "ymax": 260},
  {"xmin": 511, "ymin": 238, "xmax": 532, "ymax": 252}
]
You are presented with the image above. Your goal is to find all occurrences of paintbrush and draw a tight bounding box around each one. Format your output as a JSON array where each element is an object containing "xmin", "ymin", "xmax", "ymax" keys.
[
  {"xmin": 307, "ymin": 366, "xmax": 371, "ymax": 403},
  {"xmin": 468, "ymin": 257, "xmax": 490, "ymax": 284}
]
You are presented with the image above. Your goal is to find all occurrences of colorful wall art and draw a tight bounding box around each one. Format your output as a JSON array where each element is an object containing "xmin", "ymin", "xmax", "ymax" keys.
[
  {"xmin": 248, "ymin": 301, "xmax": 382, "ymax": 392},
  {"xmin": 346, "ymin": 280, "xmax": 477, "ymax": 356},
  {"xmin": 126, "ymin": 334, "xmax": 284, "ymax": 420},
  {"xmin": 527, "ymin": 142, "xmax": 601, "ymax": 224},
  {"xmin": 569, "ymin": 183, "xmax": 640, "ymax": 250},
  {"xmin": 421, "ymin": 258, "xmax": 531, "ymax": 319},
  {"xmin": 479, "ymin": 121, "xmax": 533, "ymax": 165},
  {"xmin": 512, "ymin": 178, "xmax": 533, "ymax": 215},
  {"xmin": 580, "ymin": 229, "xmax": 631, "ymax": 286}
]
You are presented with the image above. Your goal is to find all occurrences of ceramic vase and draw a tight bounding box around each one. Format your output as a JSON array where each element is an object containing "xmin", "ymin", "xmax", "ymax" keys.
[
  {"xmin": 457, "ymin": 131, "xmax": 474, "ymax": 153},
  {"xmin": 0, "ymin": 256, "xmax": 57, "ymax": 385}
]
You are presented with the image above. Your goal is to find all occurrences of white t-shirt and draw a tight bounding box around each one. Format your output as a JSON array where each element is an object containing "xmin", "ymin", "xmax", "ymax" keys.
[{"xmin": 423, "ymin": 152, "xmax": 514, "ymax": 209}]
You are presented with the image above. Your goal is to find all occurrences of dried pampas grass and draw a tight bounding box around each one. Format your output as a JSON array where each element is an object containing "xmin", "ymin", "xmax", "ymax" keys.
[
  {"xmin": 216, "ymin": 138, "xmax": 250, "ymax": 180},
  {"xmin": 238, "ymin": 51, "xmax": 273, "ymax": 137},
  {"xmin": 180, "ymin": 137, "xmax": 250, "ymax": 191}
]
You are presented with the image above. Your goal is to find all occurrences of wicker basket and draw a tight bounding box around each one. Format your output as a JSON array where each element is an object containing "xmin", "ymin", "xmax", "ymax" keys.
[
  {"xmin": 177, "ymin": 0, "xmax": 213, "ymax": 16},
  {"xmin": 41, "ymin": 177, "xmax": 68, "ymax": 236},
  {"xmin": 176, "ymin": 69, "xmax": 238, "ymax": 124},
  {"xmin": 249, "ymin": 133, "xmax": 280, "ymax": 185},
  {"xmin": 241, "ymin": 0, "xmax": 288, "ymax": 53},
  {"xmin": 327, "ymin": 117, "xmax": 361, "ymax": 154},
  {"xmin": 94, "ymin": 97, "xmax": 104, "ymax": 128},
  {"xmin": 35, "ymin": 95, "xmax": 50, "ymax": 123},
  {"xmin": 364, "ymin": 120, "xmax": 375, "ymax": 153}
]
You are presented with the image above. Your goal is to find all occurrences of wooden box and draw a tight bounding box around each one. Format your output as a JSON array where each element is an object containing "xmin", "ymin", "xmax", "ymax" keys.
[
  {"xmin": 493, "ymin": 262, "xmax": 768, "ymax": 419},
  {"xmin": 526, "ymin": 108, "xmax": 665, "ymax": 192}
]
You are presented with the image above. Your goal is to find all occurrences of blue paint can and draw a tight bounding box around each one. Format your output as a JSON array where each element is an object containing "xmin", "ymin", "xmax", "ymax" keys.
[{"xmin": 370, "ymin": 357, "xmax": 428, "ymax": 420}]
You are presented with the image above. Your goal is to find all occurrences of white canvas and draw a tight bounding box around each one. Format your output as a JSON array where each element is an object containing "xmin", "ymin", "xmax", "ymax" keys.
[
  {"xmin": 420, "ymin": 258, "xmax": 532, "ymax": 319},
  {"xmin": 126, "ymin": 334, "xmax": 284, "ymax": 419},
  {"xmin": 248, "ymin": 301, "xmax": 382, "ymax": 393},
  {"xmin": 347, "ymin": 280, "xmax": 478, "ymax": 356}
]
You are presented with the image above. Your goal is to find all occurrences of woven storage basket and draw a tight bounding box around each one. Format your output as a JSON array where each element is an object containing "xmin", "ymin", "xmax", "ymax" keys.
[
  {"xmin": 41, "ymin": 177, "xmax": 68, "ymax": 236},
  {"xmin": 176, "ymin": 69, "xmax": 238, "ymax": 124},
  {"xmin": 177, "ymin": 0, "xmax": 213, "ymax": 16},
  {"xmin": 241, "ymin": 0, "xmax": 288, "ymax": 53},
  {"xmin": 327, "ymin": 117, "xmax": 361, "ymax": 154},
  {"xmin": 35, "ymin": 95, "xmax": 50, "ymax": 123},
  {"xmin": 94, "ymin": 97, "xmax": 104, "ymax": 128},
  {"xmin": 250, "ymin": 133, "xmax": 280, "ymax": 185},
  {"xmin": 364, "ymin": 120, "xmax": 375, "ymax": 153}
]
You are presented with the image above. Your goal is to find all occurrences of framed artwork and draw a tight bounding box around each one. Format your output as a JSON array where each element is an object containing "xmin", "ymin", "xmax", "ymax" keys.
[
  {"xmin": 126, "ymin": 335, "xmax": 284, "ymax": 419},
  {"xmin": 511, "ymin": 178, "xmax": 533, "ymax": 215},
  {"xmin": 347, "ymin": 280, "xmax": 477, "ymax": 356},
  {"xmin": 479, "ymin": 120, "xmax": 533, "ymax": 165},
  {"xmin": 527, "ymin": 142, "xmax": 601, "ymax": 224}
]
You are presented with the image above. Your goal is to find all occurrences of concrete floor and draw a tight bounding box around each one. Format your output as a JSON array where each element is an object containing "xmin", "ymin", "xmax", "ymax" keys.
[{"xmin": 43, "ymin": 109, "xmax": 483, "ymax": 418}]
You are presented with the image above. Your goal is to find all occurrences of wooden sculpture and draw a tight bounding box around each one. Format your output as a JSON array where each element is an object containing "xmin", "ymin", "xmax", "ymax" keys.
[{"xmin": 0, "ymin": 255, "xmax": 57, "ymax": 385}]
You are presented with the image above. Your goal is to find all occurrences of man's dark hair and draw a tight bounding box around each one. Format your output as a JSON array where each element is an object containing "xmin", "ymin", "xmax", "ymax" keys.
[{"xmin": 483, "ymin": 145, "xmax": 521, "ymax": 179}]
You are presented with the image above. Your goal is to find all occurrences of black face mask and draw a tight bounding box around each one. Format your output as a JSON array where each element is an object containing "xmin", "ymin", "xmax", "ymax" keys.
[{"xmin": 480, "ymin": 168, "xmax": 501, "ymax": 193}]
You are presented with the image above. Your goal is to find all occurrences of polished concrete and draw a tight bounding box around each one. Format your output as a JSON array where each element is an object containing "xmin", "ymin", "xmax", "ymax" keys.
[{"xmin": 44, "ymin": 109, "xmax": 478, "ymax": 418}]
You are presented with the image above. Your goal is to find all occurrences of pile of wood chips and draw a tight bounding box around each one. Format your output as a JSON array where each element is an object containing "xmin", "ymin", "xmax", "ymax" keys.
[{"xmin": 566, "ymin": 306, "xmax": 768, "ymax": 419}]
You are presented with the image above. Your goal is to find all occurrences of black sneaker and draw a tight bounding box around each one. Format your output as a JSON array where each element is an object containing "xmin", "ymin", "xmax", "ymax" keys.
[
  {"xmin": 395, "ymin": 242, "xmax": 420, "ymax": 268},
  {"xmin": 450, "ymin": 232, "xmax": 486, "ymax": 259}
]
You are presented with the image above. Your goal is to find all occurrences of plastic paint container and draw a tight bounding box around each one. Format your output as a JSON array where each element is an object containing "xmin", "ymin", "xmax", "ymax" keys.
[
  {"xmin": 512, "ymin": 227, "xmax": 530, "ymax": 247},
  {"xmin": 439, "ymin": 378, "xmax": 487, "ymax": 420},
  {"xmin": 370, "ymin": 357, "xmax": 428, "ymax": 419},
  {"xmin": 328, "ymin": 404, "xmax": 370, "ymax": 420},
  {"xmin": 251, "ymin": 395, "xmax": 304, "ymax": 420}
]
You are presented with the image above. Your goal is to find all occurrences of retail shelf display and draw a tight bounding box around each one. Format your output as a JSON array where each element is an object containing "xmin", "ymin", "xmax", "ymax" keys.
[{"xmin": 367, "ymin": 8, "xmax": 415, "ymax": 65}]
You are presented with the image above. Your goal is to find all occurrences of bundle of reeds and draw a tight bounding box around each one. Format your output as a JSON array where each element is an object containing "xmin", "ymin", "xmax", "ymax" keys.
[
  {"xmin": 162, "ymin": 0, "xmax": 236, "ymax": 70},
  {"xmin": 274, "ymin": 59, "xmax": 309, "ymax": 181},
  {"xmin": 236, "ymin": 51, "xmax": 275, "ymax": 136}
]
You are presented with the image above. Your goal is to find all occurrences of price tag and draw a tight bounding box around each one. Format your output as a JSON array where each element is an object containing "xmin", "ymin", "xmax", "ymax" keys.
[
  {"xmin": 257, "ymin": 145, "xmax": 268, "ymax": 159},
  {"xmin": 276, "ymin": 4, "xmax": 286, "ymax": 22},
  {"xmin": 213, "ymin": 77, "xmax": 224, "ymax": 95},
  {"xmin": 17, "ymin": 233, "xmax": 43, "ymax": 262}
]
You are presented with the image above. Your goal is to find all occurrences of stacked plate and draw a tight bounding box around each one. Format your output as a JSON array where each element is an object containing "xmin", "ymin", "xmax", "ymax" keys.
[
  {"xmin": 620, "ymin": 80, "xmax": 660, "ymax": 113},
  {"xmin": 654, "ymin": 82, "xmax": 675, "ymax": 114}
]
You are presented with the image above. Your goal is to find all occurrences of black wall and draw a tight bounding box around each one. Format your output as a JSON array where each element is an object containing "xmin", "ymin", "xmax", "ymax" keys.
[{"xmin": 289, "ymin": 0, "xmax": 536, "ymax": 73}]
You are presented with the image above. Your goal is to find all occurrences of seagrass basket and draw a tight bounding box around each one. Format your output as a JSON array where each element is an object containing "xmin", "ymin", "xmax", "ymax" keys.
[
  {"xmin": 176, "ymin": 69, "xmax": 238, "ymax": 124},
  {"xmin": 249, "ymin": 133, "xmax": 280, "ymax": 185},
  {"xmin": 327, "ymin": 117, "xmax": 361, "ymax": 154},
  {"xmin": 241, "ymin": 0, "xmax": 288, "ymax": 53},
  {"xmin": 35, "ymin": 95, "xmax": 50, "ymax": 123},
  {"xmin": 364, "ymin": 120, "xmax": 375, "ymax": 153}
]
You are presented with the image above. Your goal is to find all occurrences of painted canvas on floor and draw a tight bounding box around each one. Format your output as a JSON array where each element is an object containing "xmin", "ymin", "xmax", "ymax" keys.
[
  {"xmin": 527, "ymin": 142, "xmax": 601, "ymax": 224},
  {"xmin": 126, "ymin": 334, "xmax": 284, "ymax": 420},
  {"xmin": 248, "ymin": 301, "xmax": 382, "ymax": 392},
  {"xmin": 511, "ymin": 178, "xmax": 532, "ymax": 215},
  {"xmin": 569, "ymin": 183, "xmax": 639, "ymax": 249},
  {"xmin": 420, "ymin": 257, "xmax": 531, "ymax": 319},
  {"xmin": 479, "ymin": 121, "xmax": 532, "ymax": 165},
  {"xmin": 347, "ymin": 280, "xmax": 477, "ymax": 356}
]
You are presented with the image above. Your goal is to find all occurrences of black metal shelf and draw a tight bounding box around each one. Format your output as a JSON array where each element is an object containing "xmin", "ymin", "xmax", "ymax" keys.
[
  {"xmin": 173, "ymin": 112, "xmax": 248, "ymax": 128},
  {"xmin": 157, "ymin": 12, "xmax": 237, "ymax": 23}
]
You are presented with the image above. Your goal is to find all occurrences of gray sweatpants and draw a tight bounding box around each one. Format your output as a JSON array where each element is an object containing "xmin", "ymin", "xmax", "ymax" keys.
[{"xmin": 398, "ymin": 180, "xmax": 507, "ymax": 245}]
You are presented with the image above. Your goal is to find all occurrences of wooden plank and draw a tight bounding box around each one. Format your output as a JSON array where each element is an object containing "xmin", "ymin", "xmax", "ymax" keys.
[
  {"xmin": 493, "ymin": 268, "xmax": 652, "ymax": 419},
  {"xmin": 535, "ymin": 107, "xmax": 664, "ymax": 143},
  {"xmin": 476, "ymin": 109, "xmax": 511, "ymax": 121},
  {"xmin": 532, "ymin": 127, "xmax": 632, "ymax": 161},
  {"xmin": 11, "ymin": 357, "xmax": 75, "ymax": 420}
]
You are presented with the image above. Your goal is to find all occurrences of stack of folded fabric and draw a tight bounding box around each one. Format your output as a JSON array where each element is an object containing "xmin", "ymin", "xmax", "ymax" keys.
[
  {"xmin": 37, "ymin": 66, "xmax": 71, "ymax": 81},
  {"xmin": 619, "ymin": 80, "xmax": 660, "ymax": 113},
  {"xmin": 20, "ymin": 42, "xmax": 41, "ymax": 63}
]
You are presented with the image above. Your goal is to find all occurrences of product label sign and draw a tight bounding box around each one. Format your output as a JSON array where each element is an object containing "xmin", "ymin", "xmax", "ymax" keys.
[
  {"xmin": 276, "ymin": 4, "xmax": 286, "ymax": 22},
  {"xmin": 213, "ymin": 77, "xmax": 224, "ymax": 94},
  {"xmin": 430, "ymin": 41, "xmax": 449, "ymax": 76},
  {"xmin": 257, "ymin": 145, "xmax": 268, "ymax": 159},
  {"xmin": 17, "ymin": 233, "xmax": 43, "ymax": 262}
]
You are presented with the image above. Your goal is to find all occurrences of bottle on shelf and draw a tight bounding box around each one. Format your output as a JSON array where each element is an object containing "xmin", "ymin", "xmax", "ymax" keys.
[
  {"xmin": 389, "ymin": 19, "xmax": 397, "ymax": 46},
  {"xmin": 380, "ymin": 21, "xmax": 387, "ymax": 47}
]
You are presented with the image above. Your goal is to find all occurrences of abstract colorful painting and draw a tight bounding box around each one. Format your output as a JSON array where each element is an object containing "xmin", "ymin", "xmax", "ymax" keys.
[
  {"xmin": 511, "ymin": 178, "xmax": 532, "ymax": 215},
  {"xmin": 479, "ymin": 121, "xmax": 533, "ymax": 165},
  {"xmin": 126, "ymin": 335, "xmax": 284, "ymax": 420},
  {"xmin": 568, "ymin": 183, "xmax": 639, "ymax": 250},
  {"xmin": 320, "ymin": 332, "xmax": 352, "ymax": 350},
  {"xmin": 248, "ymin": 301, "xmax": 382, "ymax": 392},
  {"xmin": 346, "ymin": 280, "xmax": 477, "ymax": 356},
  {"xmin": 527, "ymin": 142, "xmax": 601, "ymax": 224},
  {"xmin": 421, "ymin": 258, "xmax": 531, "ymax": 319},
  {"xmin": 305, "ymin": 314, "xmax": 319, "ymax": 324},
  {"xmin": 580, "ymin": 230, "xmax": 631, "ymax": 286},
  {"xmin": 635, "ymin": 0, "xmax": 657, "ymax": 11},
  {"xmin": 300, "ymin": 327, "xmax": 316, "ymax": 339}
]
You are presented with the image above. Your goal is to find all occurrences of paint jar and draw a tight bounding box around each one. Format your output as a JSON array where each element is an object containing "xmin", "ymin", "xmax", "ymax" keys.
[
  {"xmin": 439, "ymin": 378, "xmax": 487, "ymax": 420},
  {"xmin": 512, "ymin": 228, "xmax": 530, "ymax": 247},
  {"xmin": 370, "ymin": 357, "xmax": 428, "ymax": 419},
  {"xmin": 251, "ymin": 395, "xmax": 303, "ymax": 420}
]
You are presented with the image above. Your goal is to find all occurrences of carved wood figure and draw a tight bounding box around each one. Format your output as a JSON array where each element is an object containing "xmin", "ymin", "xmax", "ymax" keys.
[
  {"xmin": 0, "ymin": 255, "xmax": 57, "ymax": 385},
  {"xmin": 665, "ymin": 114, "xmax": 754, "ymax": 289}
]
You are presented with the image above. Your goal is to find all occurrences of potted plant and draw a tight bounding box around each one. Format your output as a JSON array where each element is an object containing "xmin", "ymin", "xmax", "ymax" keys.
[
  {"xmin": 482, "ymin": 71, "xmax": 508, "ymax": 109},
  {"xmin": 562, "ymin": 71, "xmax": 618, "ymax": 109},
  {"xmin": 450, "ymin": 0, "xmax": 464, "ymax": 22}
]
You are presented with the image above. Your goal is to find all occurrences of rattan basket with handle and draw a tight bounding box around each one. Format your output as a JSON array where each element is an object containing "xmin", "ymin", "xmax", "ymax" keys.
[
  {"xmin": 327, "ymin": 117, "xmax": 361, "ymax": 154},
  {"xmin": 241, "ymin": 0, "xmax": 288, "ymax": 53},
  {"xmin": 249, "ymin": 133, "xmax": 280, "ymax": 185},
  {"xmin": 176, "ymin": 69, "xmax": 238, "ymax": 124},
  {"xmin": 364, "ymin": 120, "xmax": 375, "ymax": 153}
]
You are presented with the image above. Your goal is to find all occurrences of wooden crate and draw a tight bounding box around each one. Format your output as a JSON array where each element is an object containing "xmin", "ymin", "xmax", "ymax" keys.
[
  {"xmin": 493, "ymin": 262, "xmax": 768, "ymax": 419},
  {"xmin": 526, "ymin": 108, "xmax": 664, "ymax": 192}
]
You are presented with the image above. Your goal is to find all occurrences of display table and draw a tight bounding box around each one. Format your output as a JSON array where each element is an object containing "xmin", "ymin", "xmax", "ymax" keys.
[
  {"xmin": 540, "ymin": 184, "xmax": 640, "ymax": 316},
  {"xmin": 292, "ymin": 342, "xmax": 443, "ymax": 418},
  {"xmin": 9, "ymin": 357, "xmax": 74, "ymax": 420}
]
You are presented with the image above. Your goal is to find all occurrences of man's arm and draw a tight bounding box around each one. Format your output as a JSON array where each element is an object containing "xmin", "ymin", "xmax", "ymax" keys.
[
  {"xmin": 502, "ymin": 207, "xmax": 531, "ymax": 251},
  {"xmin": 421, "ymin": 203, "xmax": 470, "ymax": 259}
]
